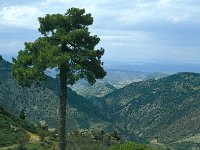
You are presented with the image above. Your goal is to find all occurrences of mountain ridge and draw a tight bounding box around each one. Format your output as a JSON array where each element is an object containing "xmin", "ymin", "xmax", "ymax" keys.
[{"xmin": 95, "ymin": 72, "xmax": 200, "ymax": 146}]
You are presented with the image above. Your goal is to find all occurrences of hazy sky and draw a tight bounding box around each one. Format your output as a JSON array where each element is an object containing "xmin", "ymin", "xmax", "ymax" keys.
[{"xmin": 1, "ymin": 0, "xmax": 200, "ymax": 66}]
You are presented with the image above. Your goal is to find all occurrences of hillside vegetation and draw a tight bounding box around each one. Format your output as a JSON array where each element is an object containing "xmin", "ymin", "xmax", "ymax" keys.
[
  {"xmin": 0, "ymin": 106, "xmax": 46, "ymax": 147},
  {"xmin": 96, "ymin": 72, "xmax": 200, "ymax": 149},
  {"xmin": 1, "ymin": 58, "xmax": 200, "ymax": 149},
  {"xmin": 0, "ymin": 106, "xmax": 155, "ymax": 150},
  {"xmin": 0, "ymin": 59, "xmax": 111, "ymax": 132}
]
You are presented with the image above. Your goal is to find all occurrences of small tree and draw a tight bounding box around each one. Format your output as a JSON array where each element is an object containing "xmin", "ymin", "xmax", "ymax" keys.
[
  {"xmin": 12, "ymin": 7, "xmax": 106, "ymax": 150},
  {"xmin": 19, "ymin": 109, "xmax": 26, "ymax": 120}
]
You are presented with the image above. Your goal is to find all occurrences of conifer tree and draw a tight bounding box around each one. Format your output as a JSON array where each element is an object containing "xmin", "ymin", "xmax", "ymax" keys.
[{"xmin": 12, "ymin": 7, "xmax": 106, "ymax": 150}]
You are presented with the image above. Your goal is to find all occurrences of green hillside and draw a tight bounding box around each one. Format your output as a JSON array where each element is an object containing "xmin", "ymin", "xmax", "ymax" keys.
[
  {"xmin": 96, "ymin": 72, "xmax": 200, "ymax": 149},
  {"xmin": 0, "ymin": 106, "xmax": 28, "ymax": 147},
  {"xmin": 1, "ymin": 105, "xmax": 153, "ymax": 150},
  {"xmin": 0, "ymin": 105, "xmax": 48, "ymax": 147},
  {"xmin": 0, "ymin": 59, "xmax": 111, "ymax": 132}
]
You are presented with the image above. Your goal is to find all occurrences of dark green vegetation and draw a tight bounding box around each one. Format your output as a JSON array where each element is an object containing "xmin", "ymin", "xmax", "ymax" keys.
[
  {"xmin": 0, "ymin": 106, "xmax": 28, "ymax": 146},
  {"xmin": 0, "ymin": 106, "xmax": 49, "ymax": 147},
  {"xmin": 12, "ymin": 7, "xmax": 106, "ymax": 150},
  {"xmin": 0, "ymin": 107, "xmax": 152, "ymax": 150},
  {"xmin": 0, "ymin": 59, "xmax": 109, "ymax": 131},
  {"xmin": 95, "ymin": 72, "xmax": 200, "ymax": 149}
]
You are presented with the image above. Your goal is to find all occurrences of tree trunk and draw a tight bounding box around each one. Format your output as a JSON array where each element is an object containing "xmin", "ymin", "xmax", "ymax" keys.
[{"xmin": 59, "ymin": 65, "xmax": 67, "ymax": 150}]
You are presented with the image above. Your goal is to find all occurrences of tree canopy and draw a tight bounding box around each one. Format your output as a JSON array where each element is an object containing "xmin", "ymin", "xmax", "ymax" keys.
[{"xmin": 12, "ymin": 7, "xmax": 106, "ymax": 86}]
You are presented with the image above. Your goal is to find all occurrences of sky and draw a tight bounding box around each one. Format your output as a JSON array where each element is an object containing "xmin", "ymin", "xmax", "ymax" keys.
[{"xmin": 0, "ymin": 0, "xmax": 200, "ymax": 72}]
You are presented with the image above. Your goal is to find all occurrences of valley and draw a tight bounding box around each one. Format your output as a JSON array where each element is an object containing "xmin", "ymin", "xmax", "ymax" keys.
[{"xmin": 94, "ymin": 72, "xmax": 200, "ymax": 149}]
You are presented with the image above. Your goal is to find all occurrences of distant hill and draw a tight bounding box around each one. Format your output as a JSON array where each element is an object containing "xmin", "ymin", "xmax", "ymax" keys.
[
  {"xmin": 70, "ymin": 69, "xmax": 149, "ymax": 99},
  {"xmin": 102, "ymin": 69, "xmax": 149, "ymax": 88},
  {"xmin": 96, "ymin": 72, "xmax": 200, "ymax": 149},
  {"xmin": 70, "ymin": 81, "xmax": 116, "ymax": 98},
  {"xmin": 0, "ymin": 59, "xmax": 111, "ymax": 131},
  {"xmin": 70, "ymin": 70, "xmax": 168, "ymax": 99},
  {"xmin": 145, "ymin": 72, "xmax": 168, "ymax": 80}
]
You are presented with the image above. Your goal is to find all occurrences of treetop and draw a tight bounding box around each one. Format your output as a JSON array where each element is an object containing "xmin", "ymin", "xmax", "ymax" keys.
[{"xmin": 12, "ymin": 7, "xmax": 106, "ymax": 87}]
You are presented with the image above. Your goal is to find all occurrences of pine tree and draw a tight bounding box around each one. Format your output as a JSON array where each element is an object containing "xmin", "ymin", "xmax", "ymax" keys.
[{"xmin": 12, "ymin": 7, "xmax": 106, "ymax": 150}]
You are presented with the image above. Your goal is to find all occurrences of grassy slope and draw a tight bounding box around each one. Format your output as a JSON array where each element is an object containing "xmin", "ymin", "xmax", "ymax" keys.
[
  {"xmin": 0, "ymin": 106, "xmax": 29, "ymax": 146},
  {"xmin": 0, "ymin": 106, "xmax": 46, "ymax": 147}
]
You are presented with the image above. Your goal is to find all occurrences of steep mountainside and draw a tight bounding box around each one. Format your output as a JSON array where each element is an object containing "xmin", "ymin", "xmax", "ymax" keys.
[
  {"xmin": 96, "ymin": 73, "xmax": 200, "ymax": 145},
  {"xmin": 0, "ymin": 59, "xmax": 111, "ymax": 131}
]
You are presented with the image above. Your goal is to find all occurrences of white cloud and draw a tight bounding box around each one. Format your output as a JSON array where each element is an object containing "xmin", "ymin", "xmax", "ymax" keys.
[
  {"xmin": 1, "ymin": 0, "xmax": 200, "ymax": 65},
  {"xmin": 1, "ymin": 0, "xmax": 200, "ymax": 29},
  {"xmin": 0, "ymin": 5, "xmax": 42, "ymax": 29},
  {"xmin": 116, "ymin": 0, "xmax": 200, "ymax": 25}
]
